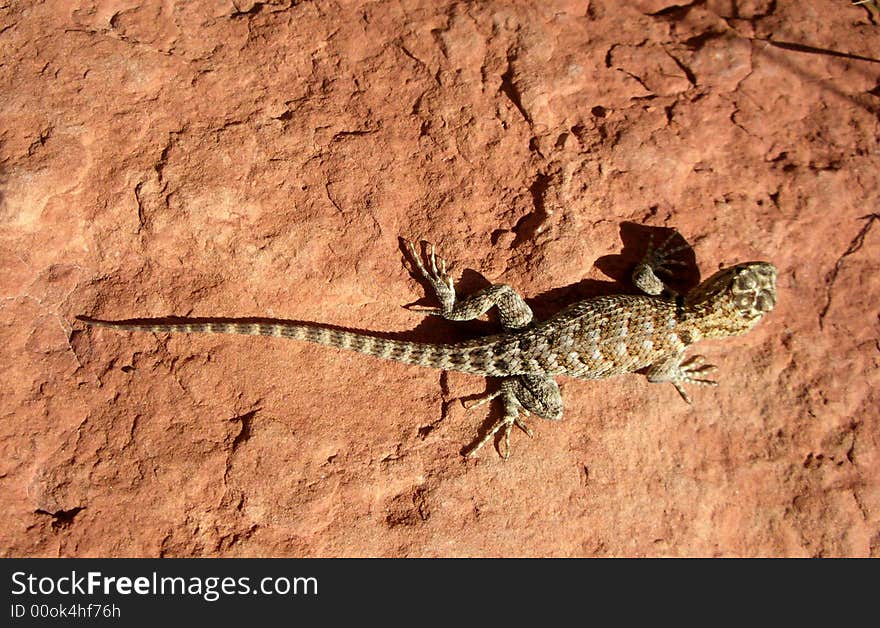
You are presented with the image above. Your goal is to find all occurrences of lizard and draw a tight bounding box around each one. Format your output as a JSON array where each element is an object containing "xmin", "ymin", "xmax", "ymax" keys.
[{"xmin": 76, "ymin": 232, "xmax": 777, "ymax": 459}]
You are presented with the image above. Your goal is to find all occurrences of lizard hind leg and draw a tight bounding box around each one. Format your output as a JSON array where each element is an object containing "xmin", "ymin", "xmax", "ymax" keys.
[{"xmin": 463, "ymin": 375, "xmax": 563, "ymax": 460}]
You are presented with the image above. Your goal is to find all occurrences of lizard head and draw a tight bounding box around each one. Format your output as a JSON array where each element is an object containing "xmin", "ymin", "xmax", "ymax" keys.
[{"xmin": 686, "ymin": 262, "xmax": 777, "ymax": 336}]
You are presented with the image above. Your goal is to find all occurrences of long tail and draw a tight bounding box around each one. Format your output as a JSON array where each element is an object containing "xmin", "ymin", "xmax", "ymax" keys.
[{"xmin": 75, "ymin": 316, "xmax": 506, "ymax": 375}]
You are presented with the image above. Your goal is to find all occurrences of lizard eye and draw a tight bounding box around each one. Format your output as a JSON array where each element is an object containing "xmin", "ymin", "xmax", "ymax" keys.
[
  {"xmin": 755, "ymin": 292, "xmax": 775, "ymax": 312},
  {"xmin": 733, "ymin": 293, "xmax": 753, "ymax": 310}
]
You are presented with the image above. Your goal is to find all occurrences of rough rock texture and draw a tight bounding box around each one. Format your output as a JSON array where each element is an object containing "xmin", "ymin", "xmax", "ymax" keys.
[{"xmin": 1, "ymin": 0, "xmax": 878, "ymax": 557}]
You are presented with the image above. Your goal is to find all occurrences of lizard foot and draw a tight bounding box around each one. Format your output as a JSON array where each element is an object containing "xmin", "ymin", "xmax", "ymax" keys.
[
  {"xmin": 671, "ymin": 355, "xmax": 718, "ymax": 404},
  {"xmin": 462, "ymin": 388, "xmax": 533, "ymax": 460},
  {"xmin": 644, "ymin": 230, "xmax": 688, "ymax": 276},
  {"xmin": 404, "ymin": 239, "xmax": 455, "ymax": 314},
  {"xmin": 633, "ymin": 230, "xmax": 688, "ymax": 296}
]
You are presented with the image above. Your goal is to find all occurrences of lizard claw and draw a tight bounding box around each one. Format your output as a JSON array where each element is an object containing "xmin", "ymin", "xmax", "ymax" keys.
[
  {"xmin": 672, "ymin": 381, "xmax": 693, "ymax": 404},
  {"xmin": 679, "ymin": 355, "xmax": 719, "ymax": 383},
  {"xmin": 403, "ymin": 239, "xmax": 456, "ymax": 311},
  {"xmin": 403, "ymin": 304, "xmax": 442, "ymax": 315},
  {"xmin": 643, "ymin": 230, "xmax": 688, "ymax": 277},
  {"xmin": 632, "ymin": 230, "xmax": 689, "ymax": 295},
  {"xmin": 462, "ymin": 388, "xmax": 532, "ymax": 460},
  {"xmin": 670, "ymin": 355, "xmax": 718, "ymax": 403},
  {"xmin": 461, "ymin": 389, "xmax": 501, "ymax": 410}
]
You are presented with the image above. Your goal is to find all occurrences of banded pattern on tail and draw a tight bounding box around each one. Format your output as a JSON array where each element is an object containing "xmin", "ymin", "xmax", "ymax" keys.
[{"xmin": 75, "ymin": 316, "xmax": 511, "ymax": 376}]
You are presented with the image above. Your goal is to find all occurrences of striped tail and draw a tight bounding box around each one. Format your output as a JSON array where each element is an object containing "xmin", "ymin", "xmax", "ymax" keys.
[{"xmin": 75, "ymin": 316, "xmax": 505, "ymax": 375}]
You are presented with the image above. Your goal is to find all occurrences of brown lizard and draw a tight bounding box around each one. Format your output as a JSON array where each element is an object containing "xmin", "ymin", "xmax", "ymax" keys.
[{"xmin": 77, "ymin": 232, "xmax": 777, "ymax": 458}]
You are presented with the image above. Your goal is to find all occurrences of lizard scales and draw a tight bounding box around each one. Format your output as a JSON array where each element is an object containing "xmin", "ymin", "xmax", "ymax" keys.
[{"xmin": 78, "ymin": 233, "xmax": 777, "ymax": 458}]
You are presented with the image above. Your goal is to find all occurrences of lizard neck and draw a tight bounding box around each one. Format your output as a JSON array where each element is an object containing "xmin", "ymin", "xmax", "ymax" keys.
[
  {"xmin": 677, "ymin": 261, "xmax": 777, "ymax": 340},
  {"xmin": 679, "ymin": 297, "xmax": 756, "ymax": 340}
]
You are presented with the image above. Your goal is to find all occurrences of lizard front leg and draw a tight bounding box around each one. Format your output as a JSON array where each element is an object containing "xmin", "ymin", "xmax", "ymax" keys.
[
  {"xmin": 632, "ymin": 230, "xmax": 688, "ymax": 296},
  {"xmin": 404, "ymin": 239, "xmax": 534, "ymax": 331},
  {"xmin": 634, "ymin": 232, "xmax": 718, "ymax": 402},
  {"xmin": 646, "ymin": 352, "xmax": 718, "ymax": 404}
]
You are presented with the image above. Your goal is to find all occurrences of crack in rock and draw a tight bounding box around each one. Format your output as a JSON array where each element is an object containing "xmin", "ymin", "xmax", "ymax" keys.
[{"xmin": 819, "ymin": 213, "xmax": 880, "ymax": 329}]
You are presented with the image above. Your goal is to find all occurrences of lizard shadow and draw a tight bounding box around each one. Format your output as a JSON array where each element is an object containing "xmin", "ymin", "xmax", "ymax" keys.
[
  {"xmin": 86, "ymin": 224, "xmax": 700, "ymax": 341},
  {"xmin": 400, "ymin": 224, "xmax": 702, "ymax": 456},
  {"xmin": 402, "ymin": 223, "xmax": 701, "ymax": 336},
  {"xmin": 593, "ymin": 221, "xmax": 701, "ymax": 294}
]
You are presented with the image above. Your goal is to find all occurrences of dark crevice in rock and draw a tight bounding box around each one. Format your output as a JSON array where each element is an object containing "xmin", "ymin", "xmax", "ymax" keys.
[{"xmin": 500, "ymin": 57, "xmax": 531, "ymax": 125}]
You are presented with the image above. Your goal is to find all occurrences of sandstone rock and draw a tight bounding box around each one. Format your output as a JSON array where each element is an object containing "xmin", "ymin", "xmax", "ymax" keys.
[{"xmin": 1, "ymin": 0, "xmax": 877, "ymax": 557}]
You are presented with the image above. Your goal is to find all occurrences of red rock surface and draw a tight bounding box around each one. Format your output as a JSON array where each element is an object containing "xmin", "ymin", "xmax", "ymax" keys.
[{"xmin": 1, "ymin": 0, "xmax": 878, "ymax": 557}]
